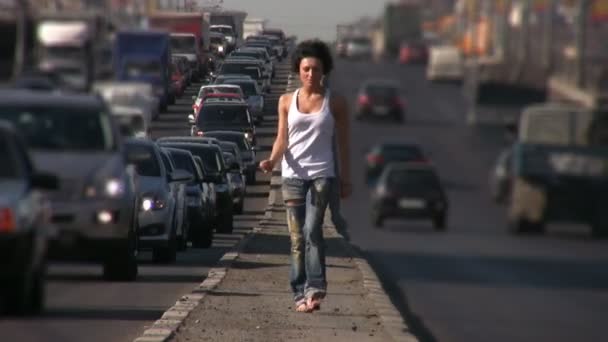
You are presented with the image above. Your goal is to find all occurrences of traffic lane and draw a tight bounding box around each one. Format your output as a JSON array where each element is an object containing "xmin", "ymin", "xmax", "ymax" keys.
[
  {"xmin": 333, "ymin": 59, "xmax": 608, "ymax": 342},
  {"xmin": 0, "ymin": 93, "xmax": 275, "ymax": 342}
]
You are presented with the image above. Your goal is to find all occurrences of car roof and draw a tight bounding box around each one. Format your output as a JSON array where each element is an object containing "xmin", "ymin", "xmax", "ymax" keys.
[
  {"xmin": 205, "ymin": 93, "xmax": 242, "ymax": 97},
  {"xmin": 157, "ymin": 136, "xmax": 220, "ymax": 143},
  {"xmin": 159, "ymin": 142, "xmax": 222, "ymax": 153},
  {"xmin": 0, "ymin": 89, "xmax": 105, "ymax": 109},
  {"xmin": 163, "ymin": 147, "xmax": 194, "ymax": 157}
]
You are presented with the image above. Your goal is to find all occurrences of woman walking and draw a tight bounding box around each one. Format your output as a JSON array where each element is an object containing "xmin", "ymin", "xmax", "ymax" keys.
[{"xmin": 260, "ymin": 39, "xmax": 352, "ymax": 313}]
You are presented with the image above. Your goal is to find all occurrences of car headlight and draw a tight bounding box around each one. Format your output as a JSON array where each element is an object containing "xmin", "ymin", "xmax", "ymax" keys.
[
  {"xmin": 244, "ymin": 132, "xmax": 252, "ymax": 141},
  {"xmin": 84, "ymin": 178, "xmax": 127, "ymax": 199},
  {"xmin": 218, "ymin": 46, "xmax": 224, "ymax": 52},
  {"xmin": 141, "ymin": 194, "xmax": 166, "ymax": 211}
]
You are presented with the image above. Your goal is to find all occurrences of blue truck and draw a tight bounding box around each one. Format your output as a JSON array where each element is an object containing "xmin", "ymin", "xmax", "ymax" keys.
[{"xmin": 114, "ymin": 30, "xmax": 172, "ymax": 111}]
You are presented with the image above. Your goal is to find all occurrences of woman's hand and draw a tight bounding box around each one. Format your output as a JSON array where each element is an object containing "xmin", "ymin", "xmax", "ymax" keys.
[{"xmin": 259, "ymin": 159, "xmax": 274, "ymax": 173}]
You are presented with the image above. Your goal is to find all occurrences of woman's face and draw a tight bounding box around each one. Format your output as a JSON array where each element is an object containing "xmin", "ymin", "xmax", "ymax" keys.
[{"xmin": 299, "ymin": 57, "xmax": 324, "ymax": 87}]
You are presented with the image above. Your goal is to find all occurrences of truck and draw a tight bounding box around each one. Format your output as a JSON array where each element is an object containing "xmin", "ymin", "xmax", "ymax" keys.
[
  {"xmin": 508, "ymin": 103, "xmax": 608, "ymax": 238},
  {"xmin": 114, "ymin": 30, "xmax": 172, "ymax": 111},
  {"xmin": 381, "ymin": 0, "xmax": 423, "ymax": 58},
  {"xmin": 34, "ymin": 11, "xmax": 114, "ymax": 92},
  {"xmin": 243, "ymin": 18, "xmax": 267, "ymax": 39},
  {"xmin": 209, "ymin": 10, "xmax": 247, "ymax": 49},
  {"xmin": 147, "ymin": 11, "xmax": 210, "ymax": 80}
]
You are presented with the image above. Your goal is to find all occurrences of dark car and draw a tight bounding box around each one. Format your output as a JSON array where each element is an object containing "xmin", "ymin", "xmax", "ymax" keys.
[
  {"xmin": 0, "ymin": 121, "xmax": 58, "ymax": 314},
  {"xmin": 399, "ymin": 41, "xmax": 429, "ymax": 64},
  {"xmin": 371, "ymin": 163, "xmax": 448, "ymax": 230},
  {"xmin": 365, "ymin": 142, "xmax": 428, "ymax": 184},
  {"xmin": 356, "ymin": 80, "xmax": 406, "ymax": 122},
  {"xmin": 203, "ymin": 130, "xmax": 257, "ymax": 185},
  {"xmin": 157, "ymin": 142, "xmax": 234, "ymax": 234},
  {"xmin": 192, "ymin": 100, "xmax": 256, "ymax": 146},
  {"xmin": 163, "ymin": 147, "xmax": 214, "ymax": 248}
]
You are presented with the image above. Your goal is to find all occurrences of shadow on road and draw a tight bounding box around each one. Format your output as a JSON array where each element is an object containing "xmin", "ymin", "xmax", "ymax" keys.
[{"xmin": 41, "ymin": 307, "xmax": 166, "ymax": 321}]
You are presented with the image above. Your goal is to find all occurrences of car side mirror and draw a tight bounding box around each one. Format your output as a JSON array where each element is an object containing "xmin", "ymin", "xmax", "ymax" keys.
[
  {"xmin": 170, "ymin": 169, "xmax": 193, "ymax": 183},
  {"xmin": 188, "ymin": 114, "xmax": 196, "ymax": 124},
  {"xmin": 31, "ymin": 172, "xmax": 59, "ymax": 190}
]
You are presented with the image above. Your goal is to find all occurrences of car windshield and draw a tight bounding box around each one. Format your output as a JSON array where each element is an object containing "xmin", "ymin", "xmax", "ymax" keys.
[
  {"xmin": 125, "ymin": 60, "xmax": 161, "ymax": 78},
  {"xmin": 168, "ymin": 151, "xmax": 196, "ymax": 175},
  {"xmin": 126, "ymin": 144, "xmax": 161, "ymax": 177},
  {"xmin": 212, "ymin": 27, "xmax": 233, "ymax": 35},
  {"xmin": 227, "ymin": 82, "xmax": 257, "ymax": 96},
  {"xmin": 197, "ymin": 106, "xmax": 250, "ymax": 125},
  {"xmin": 205, "ymin": 133, "xmax": 249, "ymax": 151},
  {"xmin": 171, "ymin": 36, "xmax": 196, "ymax": 53},
  {"xmin": 221, "ymin": 64, "xmax": 260, "ymax": 79},
  {"xmin": 386, "ymin": 169, "xmax": 440, "ymax": 189},
  {"xmin": 0, "ymin": 136, "xmax": 19, "ymax": 179},
  {"xmin": 0, "ymin": 106, "xmax": 115, "ymax": 151},
  {"xmin": 366, "ymin": 85, "xmax": 398, "ymax": 98},
  {"xmin": 380, "ymin": 145, "xmax": 424, "ymax": 161},
  {"xmin": 211, "ymin": 37, "xmax": 224, "ymax": 44}
]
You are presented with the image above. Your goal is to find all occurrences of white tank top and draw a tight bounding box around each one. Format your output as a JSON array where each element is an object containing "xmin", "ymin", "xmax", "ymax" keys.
[{"xmin": 281, "ymin": 88, "xmax": 336, "ymax": 179}]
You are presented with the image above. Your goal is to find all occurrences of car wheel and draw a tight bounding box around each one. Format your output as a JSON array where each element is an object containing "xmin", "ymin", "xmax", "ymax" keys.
[
  {"xmin": 192, "ymin": 214, "xmax": 214, "ymax": 249},
  {"xmin": 432, "ymin": 214, "xmax": 447, "ymax": 231},
  {"xmin": 152, "ymin": 232, "xmax": 177, "ymax": 263},
  {"xmin": 217, "ymin": 207, "xmax": 234, "ymax": 234},
  {"xmin": 234, "ymin": 201, "xmax": 244, "ymax": 215},
  {"xmin": 508, "ymin": 216, "xmax": 545, "ymax": 235},
  {"xmin": 5, "ymin": 270, "xmax": 36, "ymax": 315},
  {"xmin": 103, "ymin": 232, "xmax": 138, "ymax": 281}
]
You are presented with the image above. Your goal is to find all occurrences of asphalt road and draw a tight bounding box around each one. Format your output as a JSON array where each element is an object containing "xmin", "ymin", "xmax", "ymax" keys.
[
  {"xmin": 334, "ymin": 58, "xmax": 608, "ymax": 342},
  {"xmin": 0, "ymin": 63, "xmax": 290, "ymax": 342}
]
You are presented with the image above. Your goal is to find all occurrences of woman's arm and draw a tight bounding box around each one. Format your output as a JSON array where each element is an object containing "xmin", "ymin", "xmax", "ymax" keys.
[{"xmin": 260, "ymin": 92, "xmax": 291, "ymax": 172}]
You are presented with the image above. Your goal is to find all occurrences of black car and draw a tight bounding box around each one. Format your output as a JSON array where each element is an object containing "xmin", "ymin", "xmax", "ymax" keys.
[
  {"xmin": 157, "ymin": 142, "xmax": 234, "ymax": 234},
  {"xmin": 356, "ymin": 80, "xmax": 405, "ymax": 122},
  {"xmin": 371, "ymin": 163, "xmax": 448, "ymax": 230},
  {"xmin": 192, "ymin": 100, "xmax": 256, "ymax": 146},
  {"xmin": 0, "ymin": 121, "xmax": 58, "ymax": 314},
  {"xmin": 365, "ymin": 142, "xmax": 428, "ymax": 184},
  {"xmin": 204, "ymin": 130, "xmax": 257, "ymax": 185},
  {"xmin": 163, "ymin": 147, "xmax": 214, "ymax": 248}
]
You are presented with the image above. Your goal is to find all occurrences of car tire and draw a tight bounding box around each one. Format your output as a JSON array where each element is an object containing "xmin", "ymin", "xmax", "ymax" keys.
[
  {"xmin": 217, "ymin": 208, "xmax": 234, "ymax": 234},
  {"xmin": 5, "ymin": 265, "xmax": 44, "ymax": 315},
  {"xmin": 234, "ymin": 201, "xmax": 244, "ymax": 215},
  {"xmin": 192, "ymin": 213, "xmax": 213, "ymax": 248},
  {"xmin": 153, "ymin": 231, "xmax": 177, "ymax": 264},
  {"xmin": 508, "ymin": 217, "xmax": 545, "ymax": 235},
  {"xmin": 103, "ymin": 232, "xmax": 138, "ymax": 281},
  {"xmin": 432, "ymin": 214, "xmax": 447, "ymax": 231}
]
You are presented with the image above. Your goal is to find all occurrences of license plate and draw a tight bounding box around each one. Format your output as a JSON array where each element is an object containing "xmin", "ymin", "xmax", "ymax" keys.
[
  {"xmin": 374, "ymin": 106, "xmax": 389, "ymax": 115},
  {"xmin": 398, "ymin": 198, "xmax": 425, "ymax": 209}
]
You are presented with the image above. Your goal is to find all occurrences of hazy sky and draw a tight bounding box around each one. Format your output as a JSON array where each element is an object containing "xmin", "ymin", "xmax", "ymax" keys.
[{"xmin": 221, "ymin": 0, "xmax": 392, "ymax": 41}]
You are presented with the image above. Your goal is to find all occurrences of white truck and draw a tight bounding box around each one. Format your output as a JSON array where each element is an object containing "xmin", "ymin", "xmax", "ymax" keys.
[{"xmin": 243, "ymin": 18, "xmax": 267, "ymax": 39}]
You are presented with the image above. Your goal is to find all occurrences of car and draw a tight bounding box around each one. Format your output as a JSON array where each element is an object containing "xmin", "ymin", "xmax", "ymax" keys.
[
  {"xmin": 170, "ymin": 59, "xmax": 187, "ymax": 99},
  {"xmin": 220, "ymin": 142, "xmax": 246, "ymax": 214},
  {"xmin": 202, "ymin": 130, "xmax": 258, "ymax": 185},
  {"xmin": 157, "ymin": 142, "xmax": 234, "ymax": 234},
  {"xmin": 399, "ymin": 41, "xmax": 428, "ymax": 64},
  {"xmin": 236, "ymin": 47, "xmax": 275, "ymax": 77},
  {"xmin": 0, "ymin": 90, "xmax": 139, "ymax": 281},
  {"xmin": 210, "ymin": 32, "xmax": 228, "ymax": 57},
  {"xmin": 111, "ymin": 105, "xmax": 149, "ymax": 139},
  {"xmin": 365, "ymin": 142, "xmax": 428, "ymax": 184},
  {"xmin": 356, "ymin": 80, "xmax": 406, "ymax": 122},
  {"xmin": 163, "ymin": 147, "xmax": 214, "ymax": 248},
  {"xmin": 215, "ymin": 78, "xmax": 265, "ymax": 123},
  {"xmin": 345, "ymin": 37, "xmax": 372, "ymax": 60},
  {"xmin": 191, "ymin": 84, "xmax": 245, "ymax": 114},
  {"xmin": 218, "ymin": 61, "xmax": 268, "ymax": 92},
  {"xmin": 192, "ymin": 155, "xmax": 218, "ymax": 226},
  {"xmin": 489, "ymin": 146, "xmax": 514, "ymax": 204},
  {"xmin": 124, "ymin": 139, "xmax": 191, "ymax": 262},
  {"xmin": 371, "ymin": 162, "xmax": 448, "ymax": 230},
  {"xmin": 427, "ymin": 45, "xmax": 464, "ymax": 82},
  {"xmin": 0, "ymin": 121, "xmax": 58, "ymax": 315},
  {"xmin": 189, "ymin": 99, "xmax": 256, "ymax": 146}
]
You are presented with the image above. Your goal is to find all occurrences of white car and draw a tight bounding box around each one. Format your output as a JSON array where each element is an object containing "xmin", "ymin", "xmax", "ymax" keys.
[
  {"xmin": 94, "ymin": 81, "xmax": 159, "ymax": 121},
  {"xmin": 427, "ymin": 46, "xmax": 464, "ymax": 82},
  {"xmin": 125, "ymin": 139, "xmax": 191, "ymax": 262},
  {"xmin": 111, "ymin": 105, "xmax": 149, "ymax": 139},
  {"xmin": 191, "ymin": 84, "xmax": 245, "ymax": 115}
]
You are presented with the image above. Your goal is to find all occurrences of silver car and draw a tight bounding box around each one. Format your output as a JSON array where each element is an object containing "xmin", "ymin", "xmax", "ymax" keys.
[
  {"xmin": 126, "ymin": 139, "xmax": 191, "ymax": 262},
  {"xmin": 0, "ymin": 90, "xmax": 139, "ymax": 281},
  {"xmin": 0, "ymin": 121, "xmax": 58, "ymax": 314}
]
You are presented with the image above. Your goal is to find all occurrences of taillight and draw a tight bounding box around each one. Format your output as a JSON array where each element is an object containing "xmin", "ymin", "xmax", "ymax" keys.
[
  {"xmin": 358, "ymin": 95, "xmax": 370, "ymax": 106},
  {"xmin": 197, "ymin": 131, "xmax": 204, "ymax": 136},
  {"xmin": 0, "ymin": 208, "xmax": 16, "ymax": 232},
  {"xmin": 366, "ymin": 154, "xmax": 384, "ymax": 165}
]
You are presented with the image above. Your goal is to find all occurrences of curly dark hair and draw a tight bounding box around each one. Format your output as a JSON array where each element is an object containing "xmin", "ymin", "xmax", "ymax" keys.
[{"xmin": 291, "ymin": 39, "xmax": 334, "ymax": 75}]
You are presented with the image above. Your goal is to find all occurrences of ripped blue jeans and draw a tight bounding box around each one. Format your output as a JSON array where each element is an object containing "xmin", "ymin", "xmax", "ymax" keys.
[{"xmin": 282, "ymin": 177, "xmax": 332, "ymax": 303}]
